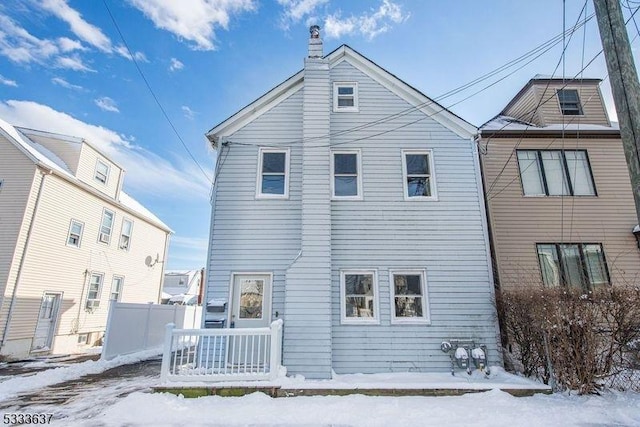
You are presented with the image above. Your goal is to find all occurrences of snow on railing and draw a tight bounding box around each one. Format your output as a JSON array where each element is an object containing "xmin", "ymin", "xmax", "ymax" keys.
[{"xmin": 160, "ymin": 319, "xmax": 283, "ymax": 383}]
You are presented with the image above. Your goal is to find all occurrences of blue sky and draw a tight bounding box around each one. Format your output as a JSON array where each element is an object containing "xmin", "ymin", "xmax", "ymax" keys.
[{"xmin": 0, "ymin": 0, "xmax": 637, "ymax": 270}]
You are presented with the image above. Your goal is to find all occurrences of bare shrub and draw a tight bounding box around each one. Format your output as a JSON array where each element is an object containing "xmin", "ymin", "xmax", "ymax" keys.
[{"xmin": 497, "ymin": 287, "xmax": 640, "ymax": 394}]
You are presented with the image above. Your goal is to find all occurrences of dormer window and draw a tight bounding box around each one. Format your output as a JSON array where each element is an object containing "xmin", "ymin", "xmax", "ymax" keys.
[
  {"xmin": 94, "ymin": 159, "xmax": 110, "ymax": 184},
  {"xmin": 333, "ymin": 82, "xmax": 358, "ymax": 112},
  {"xmin": 557, "ymin": 89, "xmax": 583, "ymax": 115}
]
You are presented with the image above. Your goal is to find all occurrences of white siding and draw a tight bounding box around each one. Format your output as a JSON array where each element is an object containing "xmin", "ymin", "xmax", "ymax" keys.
[{"xmin": 77, "ymin": 144, "xmax": 123, "ymax": 199}]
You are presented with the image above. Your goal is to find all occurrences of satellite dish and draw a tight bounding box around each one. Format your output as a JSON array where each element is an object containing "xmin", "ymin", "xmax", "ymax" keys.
[{"xmin": 145, "ymin": 255, "xmax": 153, "ymax": 267}]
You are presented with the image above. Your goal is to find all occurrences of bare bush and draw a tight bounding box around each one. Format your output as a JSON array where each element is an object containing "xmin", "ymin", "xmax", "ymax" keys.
[{"xmin": 498, "ymin": 287, "xmax": 640, "ymax": 394}]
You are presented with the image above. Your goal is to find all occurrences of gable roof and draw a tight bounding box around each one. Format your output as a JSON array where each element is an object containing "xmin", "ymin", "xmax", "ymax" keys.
[
  {"xmin": 0, "ymin": 117, "xmax": 171, "ymax": 232},
  {"xmin": 206, "ymin": 45, "xmax": 476, "ymax": 147}
]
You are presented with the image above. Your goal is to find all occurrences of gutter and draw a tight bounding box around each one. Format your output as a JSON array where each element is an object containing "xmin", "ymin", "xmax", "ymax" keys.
[
  {"xmin": 156, "ymin": 232, "xmax": 171, "ymax": 304},
  {"xmin": 0, "ymin": 169, "xmax": 49, "ymax": 352}
]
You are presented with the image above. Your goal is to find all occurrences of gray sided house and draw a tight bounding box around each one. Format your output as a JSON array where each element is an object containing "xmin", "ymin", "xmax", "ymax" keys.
[{"xmin": 205, "ymin": 29, "xmax": 500, "ymax": 379}]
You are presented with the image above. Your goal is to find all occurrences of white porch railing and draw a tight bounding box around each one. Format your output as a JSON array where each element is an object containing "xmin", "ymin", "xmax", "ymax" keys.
[{"xmin": 160, "ymin": 319, "xmax": 283, "ymax": 383}]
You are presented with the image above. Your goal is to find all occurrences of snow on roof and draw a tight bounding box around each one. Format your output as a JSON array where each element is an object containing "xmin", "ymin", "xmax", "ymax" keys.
[
  {"xmin": 481, "ymin": 115, "xmax": 620, "ymax": 132},
  {"xmin": 1, "ymin": 117, "xmax": 171, "ymax": 232},
  {"xmin": 119, "ymin": 192, "xmax": 171, "ymax": 232}
]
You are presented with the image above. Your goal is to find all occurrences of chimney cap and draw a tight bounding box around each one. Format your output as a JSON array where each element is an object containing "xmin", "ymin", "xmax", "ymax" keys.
[{"xmin": 310, "ymin": 25, "xmax": 320, "ymax": 38}]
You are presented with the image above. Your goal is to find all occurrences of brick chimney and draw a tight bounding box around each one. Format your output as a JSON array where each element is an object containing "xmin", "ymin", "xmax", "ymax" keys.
[{"xmin": 308, "ymin": 25, "xmax": 323, "ymax": 58}]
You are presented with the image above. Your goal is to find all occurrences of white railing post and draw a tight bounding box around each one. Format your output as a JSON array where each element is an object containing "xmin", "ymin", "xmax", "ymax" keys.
[
  {"xmin": 269, "ymin": 319, "xmax": 283, "ymax": 380},
  {"xmin": 160, "ymin": 323, "xmax": 175, "ymax": 383}
]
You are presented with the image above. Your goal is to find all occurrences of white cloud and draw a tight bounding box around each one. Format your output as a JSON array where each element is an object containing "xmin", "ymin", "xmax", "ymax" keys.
[
  {"xmin": 114, "ymin": 45, "xmax": 148, "ymax": 62},
  {"xmin": 0, "ymin": 100, "xmax": 212, "ymax": 200},
  {"xmin": 324, "ymin": 0, "xmax": 409, "ymax": 40},
  {"xmin": 0, "ymin": 14, "xmax": 60, "ymax": 64},
  {"xmin": 57, "ymin": 37, "xmax": 86, "ymax": 52},
  {"xmin": 277, "ymin": 0, "xmax": 328, "ymax": 28},
  {"xmin": 56, "ymin": 54, "xmax": 95, "ymax": 72},
  {"xmin": 182, "ymin": 106, "xmax": 196, "ymax": 120},
  {"xmin": 95, "ymin": 97, "xmax": 120, "ymax": 113},
  {"xmin": 40, "ymin": 0, "xmax": 112, "ymax": 52},
  {"xmin": 169, "ymin": 57, "xmax": 184, "ymax": 72},
  {"xmin": 171, "ymin": 236, "xmax": 209, "ymax": 251},
  {"xmin": 0, "ymin": 74, "xmax": 18, "ymax": 87},
  {"xmin": 51, "ymin": 77, "xmax": 83, "ymax": 90},
  {"xmin": 128, "ymin": 0, "xmax": 256, "ymax": 50}
]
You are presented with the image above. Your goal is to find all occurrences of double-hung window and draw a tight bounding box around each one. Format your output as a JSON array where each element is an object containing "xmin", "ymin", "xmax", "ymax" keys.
[
  {"xmin": 67, "ymin": 219, "xmax": 84, "ymax": 248},
  {"xmin": 256, "ymin": 148, "xmax": 289, "ymax": 198},
  {"xmin": 390, "ymin": 270, "xmax": 430, "ymax": 323},
  {"xmin": 99, "ymin": 209, "xmax": 115, "ymax": 244},
  {"xmin": 94, "ymin": 159, "xmax": 110, "ymax": 185},
  {"xmin": 331, "ymin": 150, "xmax": 362, "ymax": 199},
  {"xmin": 536, "ymin": 243, "xmax": 609, "ymax": 290},
  {"xmin": 517, "ymin": 150, "xmax": 595, "ymax": 196},
  {"xmin": 402, "ymin": 150, "xmax": 437, "ymax": 200},
  {"xmin": 340, "ymin": 270, "xmax": 379, "ymax": 324},
  {"xmin": 557, "ymin": 89, "xmax": 583, "ymax": 115},
  {"xmin": 110, "ymin": 276, "xmax": 124, "ymax": 301},
  {"xmin": 86, "ymin": 273, "xmax": 103, "ymax": 311},
  {"xmin": 119, "ymin": 219, "xmax": 133, "ymax": 251},
  {"xmin": 333, "ymin": 82, "xmax": 358, "ymax": 112}
]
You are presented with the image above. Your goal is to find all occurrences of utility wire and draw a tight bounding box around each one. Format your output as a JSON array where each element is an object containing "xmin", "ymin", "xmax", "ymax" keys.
[{"xmin": 102, "ymin": 0, "xmax": 213, "ymax": 185}]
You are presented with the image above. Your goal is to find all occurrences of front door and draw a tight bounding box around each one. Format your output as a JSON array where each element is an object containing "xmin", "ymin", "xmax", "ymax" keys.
[
  {"xmin": 229, "ymin": 274, "xmax": 272, "ymax": 370},
  {"xmin": 32, "ymin": 293, "xmax": 61, "ymax": 352}
]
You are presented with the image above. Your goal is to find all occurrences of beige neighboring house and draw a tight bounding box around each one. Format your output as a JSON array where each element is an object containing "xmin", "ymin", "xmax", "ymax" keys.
[
  {"xmin": 0, "ymin": 118, "xmax": 172, "ymax": 359},
  {"xmin": 479, "ymin": 76, "xmax": 640, "ymax": 291}
]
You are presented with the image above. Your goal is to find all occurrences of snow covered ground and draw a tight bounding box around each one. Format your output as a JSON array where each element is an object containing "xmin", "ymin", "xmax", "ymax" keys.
[{"xmin": 0, "ymin": 354, "xmax": 639, "ymax": 426}]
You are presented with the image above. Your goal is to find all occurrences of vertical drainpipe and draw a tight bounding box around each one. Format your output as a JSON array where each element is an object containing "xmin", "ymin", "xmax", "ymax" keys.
[
  {"xmin": 156, "ymin": 231, "xmax": 171, "ymax": 304},
  {"xmin": 0, "ymin": 169, "xmax": 49, "ymax": 353}
]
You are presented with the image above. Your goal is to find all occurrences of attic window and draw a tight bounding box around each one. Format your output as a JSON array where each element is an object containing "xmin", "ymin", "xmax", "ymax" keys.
[
  {"xmin": 94, "ymin": 159, "xmax": 110, "ymax": 185},
  {"xmin": 557, "ymin": 89, "xmax": 583, "ymax": 115},
  {"xmin": 333, "ymin": 82, "xmax": 358, "ymax": 112}
]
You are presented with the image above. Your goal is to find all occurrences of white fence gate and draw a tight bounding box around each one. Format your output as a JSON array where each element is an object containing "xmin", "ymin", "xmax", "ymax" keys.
[{"xmin": 102, "ymin": 302, "xmax": 202, "ymax": 360}]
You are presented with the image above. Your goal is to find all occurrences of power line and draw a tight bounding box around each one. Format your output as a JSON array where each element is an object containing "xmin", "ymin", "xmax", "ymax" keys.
[
  {"xmin": 224, "ymin": 12, "xmax": 594, "ymax": 149},
  {"xmin": 101, "ymin": 0, "xmax": 213, "ymax": 185}
]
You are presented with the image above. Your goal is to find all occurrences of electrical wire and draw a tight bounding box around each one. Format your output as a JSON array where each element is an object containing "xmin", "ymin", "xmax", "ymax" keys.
[{"xmin": 101, "ymin": 0, "xmax": 213, "ymax": 185}]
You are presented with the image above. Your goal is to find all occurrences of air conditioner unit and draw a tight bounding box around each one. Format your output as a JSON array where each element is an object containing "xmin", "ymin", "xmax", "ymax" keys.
[
  {"xmin": 85, "ymin": 300, "xmax": 100, "ymax": 312},
  {"xmin": 99, "ymin": 233, "xmax": 110, "ymax": 243}
]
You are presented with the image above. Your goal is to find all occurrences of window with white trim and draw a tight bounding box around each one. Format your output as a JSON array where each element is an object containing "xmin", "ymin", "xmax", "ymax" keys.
[
  {"xmin": 119, "ymin": 219, "xmax": 133, "ymax": 251},
  {"xmin": 517, "ymin": 150, "xmax": 596, "ymax": 196},
  {"xmin": 340, "ymin": 270, "xmax": 378, "ymax": 324},
  {"xmin": 557, "ymin": 89, "xmax": 583, "ymax": 115},
  {"xmin": 390, "ymin": 270, "xmax": 430, "ymax": 323},
  {"xmin": 333, "ymin": 82, "xmax": 358, "ymax": 112},
  {"xmin": 110, "ymin": 276, "xmax": 124, "ymax": 301},
  {"xmin": 86, "ymin": 273, "xmax": 103, "ymax": 311},
  {"xmin": 402, "ymin": 150, "xmax": 436, "ymax": 199},
  {"xmin": 99, "ymin": 209, "xmax": 115, "ymax": 244},
  {"xmin": 67, "ymin": 219, "xmax": 84, "ymax": 248},
  {"xmin": 94, "ymin": 159, "xmax": 110, "ymax": 184},
  {"xmin": 537, "ymin": 243, "xmax": 609, "ymax": 290},
  {"xmin": 331, "ymin": 150, "xmax": 362, "ymax": 199},
  {"xmin": 257, "ymin": 148, "xmax": 289, "ymax": 198}
]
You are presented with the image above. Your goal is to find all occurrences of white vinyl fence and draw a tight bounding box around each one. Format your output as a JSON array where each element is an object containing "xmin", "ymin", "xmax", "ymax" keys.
[
  {"xmin": 102, "ymin": 302, "xmax": 202, "ymax": 360},
  {"xmin": 160, "ymin": 319, "xmax": 283, "ymax": 383}
]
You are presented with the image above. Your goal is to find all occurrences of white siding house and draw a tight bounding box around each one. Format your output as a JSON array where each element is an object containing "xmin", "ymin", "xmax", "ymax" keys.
[
  {"xmin": 205, "ymin": 28, "xmax": 500, "ymax": 379},
  {"xmin": 0, "ymin": 119, "xmax": 171, "ymax": 359}
]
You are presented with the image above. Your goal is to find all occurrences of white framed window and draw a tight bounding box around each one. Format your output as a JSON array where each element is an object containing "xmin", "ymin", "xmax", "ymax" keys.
[
  {"xmin": 119, "ymin": 218, "xmax": 133, "ymax": 251},
  {"xmin": 110, "ymin": 276, "xmax": 124, "ymax": 301},
  {"xmin": 516, "ymin": 150, "xmax": 596, "ymax": 196},
  {"xmin": 66, "ymin": 219, "xmax": 84, "ymax": 248},
  {"xmin": 340, "ymin": 270, "xmax": 379, "ymax": 324},
  {"xmin": 94, "ymin": 159, "xmax": 110, "ymax": 185},
  {"xmin": 256, "ymin": 147, "xmax": 290, "ymax": 199},
  {"xmin": 557, "ymin": 89, "xmax": 583, "ymax": 115},
  {"xmin": 333, "ymin": 82, "xmax": 358, "ymax": 112},
  {"xmin": 389, "ymin": 270, "xmax": 430, "ymax": 324},
  {"xmin": 331, "ymin": 150, "xmax": 362, "ymax": 199},
  {"xmin": 98, "ymin": 209, "xmax": 115, "ymax": 244},
  {"xmin": 401, "ymin": 150, "xmax": 437, "ymax": 200},
  {"xmin": 86, "ymin": 273, "xmax": 103, "ymax": 311}
]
